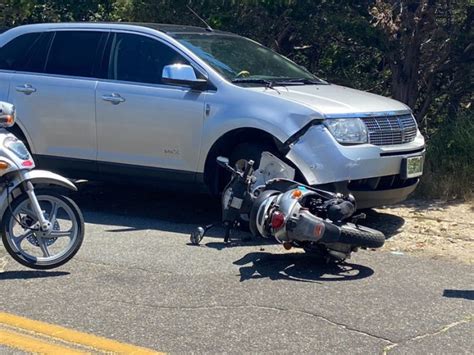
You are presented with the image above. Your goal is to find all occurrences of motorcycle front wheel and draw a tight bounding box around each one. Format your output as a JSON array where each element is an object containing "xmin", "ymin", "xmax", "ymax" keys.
[{"xmin": 1, "ymin": 190, "xmax": 84, "ymax": 269}]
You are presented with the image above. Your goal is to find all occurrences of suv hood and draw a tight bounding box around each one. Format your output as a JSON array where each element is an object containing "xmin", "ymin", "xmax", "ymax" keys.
[{"xmin": 249, "ymin": 84, "xmax": 410, "ymax": 117}]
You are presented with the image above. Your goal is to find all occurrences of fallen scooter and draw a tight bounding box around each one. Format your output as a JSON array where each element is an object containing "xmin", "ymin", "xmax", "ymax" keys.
[
  {"xmin": 0, "ymin": 101, "xmax": 84, "ymax": 269},
  {"xmin": 190, "ymin": 153, "xmax": 385, "ymax": 261}
]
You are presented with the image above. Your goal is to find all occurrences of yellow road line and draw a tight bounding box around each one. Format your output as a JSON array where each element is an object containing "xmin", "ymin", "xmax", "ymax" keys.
[
  {"xmin": 0, "ymin": 328, "xmax": 86, "ymax": 354},
  {"xmin": 0, "ymin": 312, "xmax": 162, "ymax": 354}
]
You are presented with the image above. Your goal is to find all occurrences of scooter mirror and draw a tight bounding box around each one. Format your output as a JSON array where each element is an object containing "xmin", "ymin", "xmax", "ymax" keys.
[
  {"xmin": 0, "ymin": 101, "xmax": 15, "ymax": 127},
  {"xmin": 216, "ymin": 156, "xmax": 230, "ymax": 166}
]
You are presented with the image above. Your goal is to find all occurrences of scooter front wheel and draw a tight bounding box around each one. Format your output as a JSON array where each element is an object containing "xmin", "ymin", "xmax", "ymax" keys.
[
  {"xmin": 1, "ymin": 190, "xmax": 84, "ymax": 269},
  {"xmin": 339, "ymin": 223, "xmax": 385, "ymax": 248}
]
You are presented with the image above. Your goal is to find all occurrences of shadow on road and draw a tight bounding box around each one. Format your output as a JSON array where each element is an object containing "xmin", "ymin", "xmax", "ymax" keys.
[
  {"xmin": 0, "ymin": 270, "xmax": 69, "ymax": 280},
  {"xmin": 194, "ymin": 227, "xmax": 278, "ymax": 249},
  {"xmin": 233, "ymin": 252, "xmax": 374, "ymax": 283},
  {"xmin": 72, "ymin": 181, "xmax": 405, "ymax": 242},
  {"xmin": 202, "ymin": 238, "xmax": 275, "ymax": 250},
  {"xmin": 363, "ymin": 209, "xmax": 405, "ymax": 239},
  {"xmin": 72, "ymin": 182, "xmax": 220, "ymax": 234},
  {"xmin": 443, "ymin": 289, "xmax": 474, "ymax": 301}
]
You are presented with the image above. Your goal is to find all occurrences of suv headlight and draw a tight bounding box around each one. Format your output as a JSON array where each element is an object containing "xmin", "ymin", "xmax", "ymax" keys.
[{"xmin": 324, "ymin": 118, "xmax": 368, "ymax": 144}]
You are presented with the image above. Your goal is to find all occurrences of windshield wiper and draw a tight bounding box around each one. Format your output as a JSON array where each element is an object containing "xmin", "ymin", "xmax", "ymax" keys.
[
  {"xmin": 231, "ymin": 78, "xmax": 274, "ymax": 86},
  {"xmin": 232, "ymin": 78, "xmax": 283, "ymax": 92},
  {"xmin": 231, "ymin": 78, "xmax": 285, "ymax": 94},
  {"xmin": 273, "ymin": 78, "xmax": 326, "ymax": 85},
  {"xmin": 232, "ymin": 78, "xmax": 326, "ymax": 87}
]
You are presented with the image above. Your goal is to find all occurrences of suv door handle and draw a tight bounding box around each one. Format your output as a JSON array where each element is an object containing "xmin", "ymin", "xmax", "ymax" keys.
[
  {"xmin": 102, "ymin": 93, "xmax": 126, "ymax": 105},
  {"xmin": 16, "ymin": 84, "xmax": 36, "ymax": 95}
]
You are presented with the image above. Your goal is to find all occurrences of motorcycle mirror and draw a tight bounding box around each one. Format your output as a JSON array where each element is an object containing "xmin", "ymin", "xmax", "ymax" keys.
[{"xmin": 216, "ymin": 156, "xmax": 230, "ymax": 166}]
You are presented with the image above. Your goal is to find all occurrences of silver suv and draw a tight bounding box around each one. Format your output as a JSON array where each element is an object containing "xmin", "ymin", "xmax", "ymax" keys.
[{"xmin": 0, "ymin": 23, "xmax": 425, "ymax": 208}]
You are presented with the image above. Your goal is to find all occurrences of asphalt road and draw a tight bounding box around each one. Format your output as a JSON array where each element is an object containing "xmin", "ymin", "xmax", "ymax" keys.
[{"xmin": 0, "ymin": 182, "xmax": 472, "ymax": 353}]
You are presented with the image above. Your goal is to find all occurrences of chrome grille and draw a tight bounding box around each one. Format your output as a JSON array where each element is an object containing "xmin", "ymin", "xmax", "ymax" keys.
[{"xmin": 362, "ymin": 114, "xmax": 417, "ymax": 146}]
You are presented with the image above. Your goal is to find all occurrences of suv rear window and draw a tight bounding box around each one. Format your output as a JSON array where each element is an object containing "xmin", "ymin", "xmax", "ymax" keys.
[
  {"xmin": 0, "ymin": 32, "xmax": 42, "ymax": 70},
  {"xmin": 45, "ymin": 31, "xmax": 104, "ymax": 78}
]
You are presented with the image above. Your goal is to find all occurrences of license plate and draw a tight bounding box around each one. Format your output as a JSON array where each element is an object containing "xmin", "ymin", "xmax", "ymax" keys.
[{"xmin": 402, "ymin": 155, "xmax": 424, "ymax": 179}]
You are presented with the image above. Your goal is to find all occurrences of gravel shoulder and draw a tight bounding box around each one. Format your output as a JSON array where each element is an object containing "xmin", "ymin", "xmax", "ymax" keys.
[{"xmin": 366, "ymin": 199, "xmax": 473, "ymax": 264}]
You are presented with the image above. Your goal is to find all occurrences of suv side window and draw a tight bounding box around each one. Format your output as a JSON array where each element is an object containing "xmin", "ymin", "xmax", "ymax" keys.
[
  {"xmin": 108, "ymin": 33, "xmax": 189, "ymax": 85},
  {"xmin": 45, "ymin": 31, "xmax": 105, "ymax": 78},
  {"xmin": 22, "ymin": 32, "xmax": 54, "ymax": 73},
  {"xmin": 0, "ymin": 32, "xmax": 42, "ymax": 70}
]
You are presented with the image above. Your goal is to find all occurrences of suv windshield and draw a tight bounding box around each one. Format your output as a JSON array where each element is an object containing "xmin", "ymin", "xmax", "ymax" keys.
[{"xmin": 174, "ymin": 33, "xmax": 323, "ymax": 85}]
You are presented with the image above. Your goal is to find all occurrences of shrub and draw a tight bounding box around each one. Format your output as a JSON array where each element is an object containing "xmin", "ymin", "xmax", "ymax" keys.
[{"xmin": 417, "ymin": 111, "xmax": 474, "ymax": 200}]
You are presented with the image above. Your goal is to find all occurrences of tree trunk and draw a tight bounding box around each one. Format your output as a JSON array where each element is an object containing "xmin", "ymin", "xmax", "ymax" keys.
[{"xmin": 385, "ymin": 1, "xmax": 436, "ymax": 118}]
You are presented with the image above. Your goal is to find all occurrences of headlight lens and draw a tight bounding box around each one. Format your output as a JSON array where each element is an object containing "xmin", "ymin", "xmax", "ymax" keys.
[
  {"xmin": 4, "ymin": 137, "xmax": 30, "ymax": 160},
  {"xmin": 324, "ymin": 118, "xmax": 368, "ymax": 144}
]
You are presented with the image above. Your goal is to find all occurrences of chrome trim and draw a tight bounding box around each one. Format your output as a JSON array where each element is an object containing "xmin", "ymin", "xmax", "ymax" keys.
[
  {"xmin": 162, "ymin": 64, "xmax": 198, "ymax": 81},
  {"xmin": 324, "ymin": 110, "xmax": 412, "ymax": 119},
  {"xmin": 362, "ymin": 114, "xmax": 417, "ymax": 146},
  {"xmin": 102, "ymin": 93, "xmax": 126, "ymax": 105}
]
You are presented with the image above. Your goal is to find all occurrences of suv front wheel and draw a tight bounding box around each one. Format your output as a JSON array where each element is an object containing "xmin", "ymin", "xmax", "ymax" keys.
[{"xmin": 229, "ymin": 142, "xmax": 275, "ymax": 172}]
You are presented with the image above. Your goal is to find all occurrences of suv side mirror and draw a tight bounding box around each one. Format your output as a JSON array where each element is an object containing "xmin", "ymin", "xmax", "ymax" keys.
[{"xmin": 162, "ymin": 64, "xmax": 208, "ymax": 90}]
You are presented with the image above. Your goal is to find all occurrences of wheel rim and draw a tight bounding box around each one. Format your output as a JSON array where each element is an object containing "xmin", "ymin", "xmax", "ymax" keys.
[{"xmin": 6, "ymin": 195, "xmax": 79, "ymax": 264}]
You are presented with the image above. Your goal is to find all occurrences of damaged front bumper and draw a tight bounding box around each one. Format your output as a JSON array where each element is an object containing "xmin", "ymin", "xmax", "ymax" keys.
[{"xmin": 284, "ymin": 124, "xmax": 425, "ymax": 208}]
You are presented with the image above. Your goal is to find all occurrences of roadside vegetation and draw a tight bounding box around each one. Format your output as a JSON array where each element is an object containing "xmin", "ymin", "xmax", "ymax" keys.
[
  {"xmin": 0, "ymin": 0, "xmax": 472, "ymax": 199},
  {"xmin": 417, "ymin": 111, "xmax": 473, "ymax": 199}
]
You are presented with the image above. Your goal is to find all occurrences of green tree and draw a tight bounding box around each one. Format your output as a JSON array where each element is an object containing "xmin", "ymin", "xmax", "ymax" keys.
[
  {"xmin": 0, "ymin": 0, "xmax": 471, "ymax": 197},
  {"xmin": 0, "ymin": 0, "xmax": 116, "ymax": 25},
  {"xmin": 370, "ymin": 0, "xmax": 473, "ymax": 130}
]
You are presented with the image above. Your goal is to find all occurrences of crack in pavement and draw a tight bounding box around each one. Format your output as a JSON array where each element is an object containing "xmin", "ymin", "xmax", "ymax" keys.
[
  {"xmin": 72, "ymin": 261, "xmax": 471, "ymax": 349},
  {"xmin": 382, "ymin": 315, "xmax": 473, "ymax": 354},
  {"xmin": 74, "ymin": 258, "xmax": 175, "ymax": 275},
  {"xmin": 101, "ymin": 298, "xmax": 395, "ymax": 345},
  {"xmin": 0, "ymin": 256, "xmax": 8, "ymax": 273},
  {"xmin": 5, "ymin": 247, "xmax": 471, "ymax": 352}
]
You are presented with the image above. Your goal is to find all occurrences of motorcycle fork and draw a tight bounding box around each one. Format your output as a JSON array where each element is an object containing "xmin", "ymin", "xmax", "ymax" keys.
[{"xmin": 24, "ymin": 181, "xmax": 51, "ymax": 232}]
